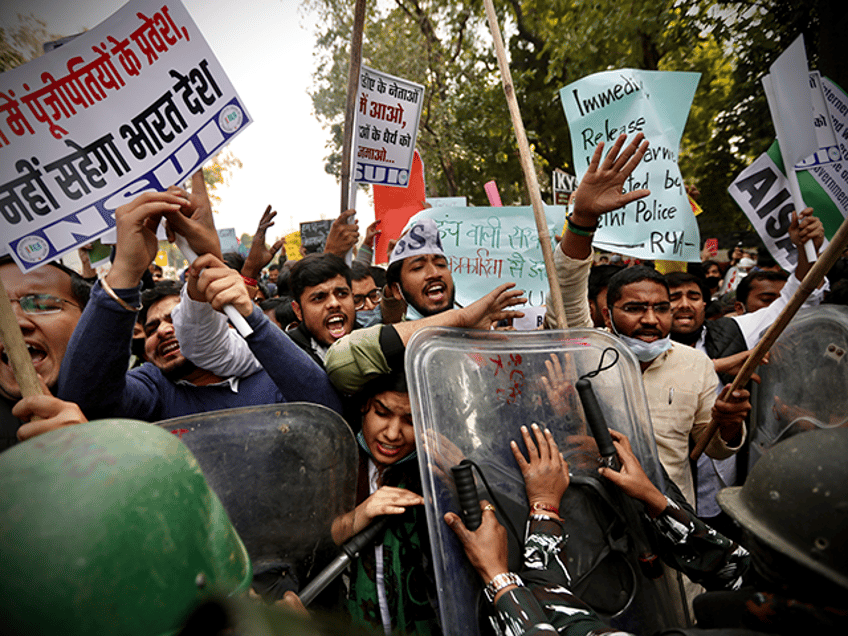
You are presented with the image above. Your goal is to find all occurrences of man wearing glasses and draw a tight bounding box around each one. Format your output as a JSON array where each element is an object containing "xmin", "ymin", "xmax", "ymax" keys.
[
  {"xmin": 350, "ymin": 262, "xmax": 383, "ymax": 328},
  {"xmin": 0, "ymin": 256, "xmax": 91, "ymax": 451},
  {"xmin": 548, "ymin": 133, "xmax": 750, "ymax": 509}
]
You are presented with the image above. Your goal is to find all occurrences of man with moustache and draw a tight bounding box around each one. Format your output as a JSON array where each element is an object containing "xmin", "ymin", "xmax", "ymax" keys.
[{"xmin": 548, "ymin": 133, "xmax": 750, "ymax": 508}]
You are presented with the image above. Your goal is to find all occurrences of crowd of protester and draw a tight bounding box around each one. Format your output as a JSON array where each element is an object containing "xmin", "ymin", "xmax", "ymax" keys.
[{"xmin": 2, "ymin": 133, "xmax": 847, "ymax": 636}]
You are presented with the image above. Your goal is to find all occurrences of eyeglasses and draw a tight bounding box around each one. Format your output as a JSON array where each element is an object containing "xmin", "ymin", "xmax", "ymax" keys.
[
  {"xmin": 10, "ymin": 294, "xmax": 81, "ymax": 315},
  {"xmin": 354, "ymin": 288, "xmax": 382, "ymax": 310},
  {"xmin": 612, "ymin": 301, "xmax": 672, "ymax": 316}
]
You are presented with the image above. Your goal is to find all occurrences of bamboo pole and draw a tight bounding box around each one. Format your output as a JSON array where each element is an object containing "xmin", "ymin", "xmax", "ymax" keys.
[
  {"xmin": 339, "ymin": 0, "xmax": 367, "ymax": 213},
  {"xmin": 0, "ymin": 277, "xmax": 44, "ymax": 399},
  {"xmin": 691, "ymin": 215, "xmax": 848, "ymax": 460},
  {"xmin": 482, "ymin": 0, "xmax": 568, "ymax": 329}
]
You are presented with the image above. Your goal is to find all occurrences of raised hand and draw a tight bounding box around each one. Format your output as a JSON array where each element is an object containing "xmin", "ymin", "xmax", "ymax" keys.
[
  {"xmin": 511, "ymin": 423, "xmax": 569, "ymax": 512},
  {"xmin": 571, "ymin": 133, "xmax": 650, "ymax": 225},
  {"xmin": 324, "ymin": 209, "xmax": 360, "ymax": 257},
  {"xmin": 243, "ymin": 205, "xmax": 285, "ymax": 279}
]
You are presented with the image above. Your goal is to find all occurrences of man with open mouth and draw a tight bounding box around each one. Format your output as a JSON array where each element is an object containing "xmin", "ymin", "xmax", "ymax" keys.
[
  {"xmin": 57, "ymin": 175, "xmax": 342, "ymax": 422},
  {"xmin": 0, "ymin": 255, "xmax": 91, "ymax": 451}
]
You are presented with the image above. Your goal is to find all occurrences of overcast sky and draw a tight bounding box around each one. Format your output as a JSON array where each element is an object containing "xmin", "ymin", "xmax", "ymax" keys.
[{"xmin": 0, "ymin": 0, "xmax": 375, "ymax": 242}]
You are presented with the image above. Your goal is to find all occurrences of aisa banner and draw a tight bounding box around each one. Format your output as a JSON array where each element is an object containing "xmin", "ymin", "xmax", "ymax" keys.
[{"xmin": 560, "ymin": 69, "xmax": 701, "ymax": 262}]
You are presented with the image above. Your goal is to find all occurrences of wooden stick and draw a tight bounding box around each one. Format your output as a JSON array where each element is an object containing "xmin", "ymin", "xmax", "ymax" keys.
[
  {"xmin": 691, "ymin": 215, "xmax": 848, "ymax": 460},
  {"xmin": 0, "ymin": 277, "xmax": 44, "ymax": 399},
  {"xmin": 339, "ymin": 0, "xmax": 367, "ymax": 213},
  {"xmin": 483, "ymin": 0, "xmax": 568, "ymax": 329}
]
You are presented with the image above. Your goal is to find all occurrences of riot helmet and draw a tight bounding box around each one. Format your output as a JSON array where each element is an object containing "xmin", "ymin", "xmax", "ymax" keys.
[
  {"xmin": 0, "ymin": 421, "xmax": 252, "ymax": 636},
  {"xmin": 718, "ymin": 428, "xmax": 848, "ymax": 593}
]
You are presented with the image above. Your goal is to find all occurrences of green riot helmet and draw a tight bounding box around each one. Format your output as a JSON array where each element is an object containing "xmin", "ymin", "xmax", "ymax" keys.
[
  {"xmin": 717, "ymin": 428, "xmax": 848, "ymax": 592},
  {"xmin": 0, "ymin": 420, "xmax": 252, "ymax": 636}
]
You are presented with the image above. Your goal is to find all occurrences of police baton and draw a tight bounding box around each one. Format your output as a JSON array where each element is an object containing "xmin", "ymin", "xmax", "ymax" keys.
[{"xmin": 297, "ymin": 516, "xmax": 390, "ymax": 606}]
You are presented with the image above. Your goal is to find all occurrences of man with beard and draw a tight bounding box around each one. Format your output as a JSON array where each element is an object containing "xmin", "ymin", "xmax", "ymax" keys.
[
  {"xmin": 0, "ymin": 256, "xmax": 91, "ymax": 450},
  {"xmin": 324, "ymin": 217, "xmax": 526, "ymax": 395},
  {"xmin": 57, "ymin": 187, "xmax": 341, "ymax": 422}
]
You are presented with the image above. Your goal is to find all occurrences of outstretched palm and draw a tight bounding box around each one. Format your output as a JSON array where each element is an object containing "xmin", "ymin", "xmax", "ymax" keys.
[{"xmin": 572, "ymin": 133, "xmax": 650, "ymax": 222}]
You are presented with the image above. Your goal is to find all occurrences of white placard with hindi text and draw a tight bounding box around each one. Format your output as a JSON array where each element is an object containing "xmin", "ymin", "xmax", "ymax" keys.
[
  {"xmin": 0, "ymin": 0, "xmax": 251, "ymax": 271},
  {"xmin": 353, "ymin": 66, "xmax": 424, "ymax": 188}
]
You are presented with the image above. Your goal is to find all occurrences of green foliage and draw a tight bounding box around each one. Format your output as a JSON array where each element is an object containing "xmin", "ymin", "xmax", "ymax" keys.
[{"xmin": 307, "ymin": 0, "xmax": 843, "ymax": 242}]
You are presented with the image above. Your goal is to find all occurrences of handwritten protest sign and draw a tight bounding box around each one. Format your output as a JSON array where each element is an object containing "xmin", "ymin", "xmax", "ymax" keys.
[
  {"xmin": 284, "ymin": 231, "xmax": 302, "ymax": 261},
  {"xmin": 299, "ymin": 219, "xmax": 333, "ymax": 254},
  {"xmin": 0, "ymin": 0, "xmax": 251, "ymax": 271},
  {"xmin": 559, "ymin": 70, "xmax": 701, "ymax": 261},
  {"xmin": 408, "ymin": 205, "xmax": 563, "ymax": 310},
  {"xmin": 354, "ymin": 66, "xmax": 424, "ymax": 187},
  {"xmin": 730, "ymin": 77, "xmax": 848, "ymax": 271},
  {"xmin": 217, "ymin": 228, "xmax": 239, "ymax": 255}
]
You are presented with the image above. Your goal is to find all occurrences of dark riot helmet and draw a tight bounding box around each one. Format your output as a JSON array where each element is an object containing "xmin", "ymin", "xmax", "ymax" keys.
[{"xmin": 717, "ymin": 428, "xmax": 848, "ymax": 592}]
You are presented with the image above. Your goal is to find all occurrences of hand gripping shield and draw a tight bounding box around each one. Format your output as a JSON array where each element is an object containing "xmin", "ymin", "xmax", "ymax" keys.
[{"xmin": 406, "ymin": 327, "xmax": 680, "ymax": 636}]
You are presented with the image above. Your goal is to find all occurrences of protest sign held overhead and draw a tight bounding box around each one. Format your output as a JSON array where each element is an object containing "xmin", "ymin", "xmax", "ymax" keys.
[
  {"xmin": 0, "ymin": 0, "xmax": 252, "ymax": 272},
  {"xmin": 730, "ymin": 77, "xmax": 848, "ymax": 271},
  {"xmin": 560, "ymin": 70, "xmax": 701, "ymax": 262},
  {"xmin": 407, "ymin": 204, "xmax": 563, "ymax": 311},
  {"xmin": 299, "ymin": 219, "xmax": 333, "ymax": 254},
  {"xmin": 373, "ymin": 150, "xmax": 426, "ymax": 264},
  {"xmin": 353, "ymin": 66, "xmax": 424, "ymax": 187}
]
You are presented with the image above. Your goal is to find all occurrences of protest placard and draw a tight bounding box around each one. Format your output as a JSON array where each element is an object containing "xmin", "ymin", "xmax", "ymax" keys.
[
  {"xmin": 0, "ymin": 0, "xmax": 251, "ymax": 272},
  {"xmin": 353, "ymin": 66, "xmax": 424, "ymax": 187},
  {"xmin": 559, "ymin": 70, "xmax": 701, "ymax": 261},
  {"xmin": 299, "ymin": 219, "xmax": 333, "ymax": 254},
  {"xmin": 730, "ymin": 77, "xmax": 848, "ymax": 271},
  {"xmin": 373, "ymin": 150, "xmax": 426, "ymax": 264},
  {"xmin": 407, "ymin": 204, "xmax": 563, "ymax": 312},
  {"xmin": 217, "ymin": 228, "xmax": 239, "ymax": 255},
  {"xmin": 284, "ymin": 231, "xmax": 302, "ymax": 261}
]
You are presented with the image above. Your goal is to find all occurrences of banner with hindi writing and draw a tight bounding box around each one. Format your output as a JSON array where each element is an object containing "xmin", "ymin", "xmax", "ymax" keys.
[
  {"xmin": 354, "ymin": 66, "xmax": 424, "ymax": 187},
  {"xmin": 407, "ymin": 205, "xmax": 564, "ymax": 310},
  {"xmin": 559, "ymin": 70, "xmax": 701, "ymax": 262},
  {"xmin": 0, "ymin": 0, "xmax": 251, "ymax": 271}
]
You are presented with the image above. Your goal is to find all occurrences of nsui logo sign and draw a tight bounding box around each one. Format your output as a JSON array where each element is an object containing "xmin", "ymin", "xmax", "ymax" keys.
[
  {"xmin": 15, "ymin": 235, "xmax": 50, "ymax": 264},
  {"xmin": 219, "ymin": 105, "xmax": 243, "ymax": 133}
]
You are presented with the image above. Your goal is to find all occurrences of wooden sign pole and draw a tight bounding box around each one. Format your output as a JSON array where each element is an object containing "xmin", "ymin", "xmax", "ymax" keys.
[
  {"xmin": 0, "ymin": 277, "xmax": 44, "ymax": 399},
  {"xmin": 340, "ymin": 0, "xmax": 367, "ymax": 213},
  {"xmin": 483, "ymin": 0, "xmax": 568, "ymax": 329}
]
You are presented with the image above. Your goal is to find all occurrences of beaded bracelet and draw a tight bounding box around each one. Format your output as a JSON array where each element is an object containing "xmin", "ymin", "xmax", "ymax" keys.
[{"xmin": 484, "ymin": 572, "xmax": 523, "ymax": 603}]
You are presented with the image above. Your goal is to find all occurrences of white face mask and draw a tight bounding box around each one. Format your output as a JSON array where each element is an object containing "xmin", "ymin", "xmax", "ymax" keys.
[{"xmin": 609, "ymin": 316, "xmax": 672, "ymax": 363}]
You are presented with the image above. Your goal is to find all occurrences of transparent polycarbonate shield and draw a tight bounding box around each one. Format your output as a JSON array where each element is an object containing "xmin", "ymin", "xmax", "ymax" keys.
[
  {"xmin": 406, "ymin": 327, "xmax": 678, "ymax": 636},
  {"xmin": 158, "ymin": 402, "xmax": 357, "ymax": 597},
  {"xmin": 750, "ymin": 306, "xmax": 848, "ymax": 471}
]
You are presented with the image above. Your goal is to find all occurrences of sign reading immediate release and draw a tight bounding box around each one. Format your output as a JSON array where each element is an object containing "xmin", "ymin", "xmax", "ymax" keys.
[
  {"xmin": 0, "ymin": 0, "xmax": 251, "ymax": 271},
  {"xmin": 354, "ymin": 66, "xmax": 424, "ymax": 188}
]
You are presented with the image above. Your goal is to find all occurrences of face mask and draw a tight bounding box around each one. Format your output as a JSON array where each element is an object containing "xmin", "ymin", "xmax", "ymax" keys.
[
  {"xmin": 610, "ymin": 316, "xmax": 672, "ymax": 363},
  {"xmin": 356, "ymin": 307, "xmax": 383, "ymax": 328},
  {"xmin": 616, "ymin": 333, "xmax": 673, "ymax": 362}
]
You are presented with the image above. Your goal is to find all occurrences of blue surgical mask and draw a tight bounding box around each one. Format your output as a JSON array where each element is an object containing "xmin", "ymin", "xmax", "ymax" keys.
[
  {"xmin": 610, "ymin": 316, "xmax": 672, "ymax": 363},
  {"xmin": 356, "ymin": 306, "xmax": 383, "ymax": 328}
]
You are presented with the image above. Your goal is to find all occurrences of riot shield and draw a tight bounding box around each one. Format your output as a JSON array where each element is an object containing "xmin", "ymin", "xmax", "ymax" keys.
[
  {"xmin": 750, "ymin": 305, "xmax": 848, "ymax": 471},
  {"xmin": 157, "ymin": 402, "xmax": 357, "ymax": 599},
  {"xmin": 406, "ymin": 327, "xmax": 680, "ymax": 636}
]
